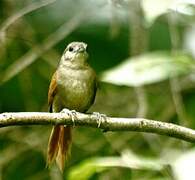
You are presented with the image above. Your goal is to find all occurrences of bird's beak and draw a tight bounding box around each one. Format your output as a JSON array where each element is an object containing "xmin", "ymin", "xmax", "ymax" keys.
[
  {"xmin": 84, "ymin": 43, "xmax": 87, "ymax": 50},
  {"xmin": 78, "ymin": 44, "xmax": 87, "ymax": 53},
  {"xmin": 78, "ymin": 47, "xmax": 85, "ymax": 53}
]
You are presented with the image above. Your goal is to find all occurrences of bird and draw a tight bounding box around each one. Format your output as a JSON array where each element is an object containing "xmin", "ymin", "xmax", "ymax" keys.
[{"xmin": 47, "ymin": 42, "xmax": 97, "ymax": 172}]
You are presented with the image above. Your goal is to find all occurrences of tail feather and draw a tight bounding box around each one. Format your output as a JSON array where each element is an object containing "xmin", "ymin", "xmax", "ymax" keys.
[
  {"xmin": 47, "ymin": 125, "xmax": 72, "ymax": 172},
  {"xmin": 56, "ymin": 126, "xmax": 72, "ymax": 172},
  {"xmin": 47, "ymin": 125, "xmax": 61, "ymax": 166}
]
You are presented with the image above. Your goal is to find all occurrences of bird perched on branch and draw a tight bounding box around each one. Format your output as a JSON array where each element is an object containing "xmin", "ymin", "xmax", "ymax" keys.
[{"xmin": 47, "ymin": 42, "xmax": 97, "ymax": 172}]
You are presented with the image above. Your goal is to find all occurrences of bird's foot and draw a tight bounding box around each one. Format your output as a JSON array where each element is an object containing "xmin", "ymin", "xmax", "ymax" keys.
[
  {"xmin": 92, "ymin": 112, "xmax": 107, "ymax": 129},
  {"xmin": 60, "ymin": 108, "xmax": 77, "ymax": 127}
]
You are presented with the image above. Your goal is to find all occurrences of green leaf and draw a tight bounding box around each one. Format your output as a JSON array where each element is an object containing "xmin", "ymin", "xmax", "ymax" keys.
[
  {"xmin": 67, "ymin": 158, "xmax": 106, "ymax": 180},
  {"xmin": 101, "ymin": 51, "xmax": 195, "ymax": 87}
]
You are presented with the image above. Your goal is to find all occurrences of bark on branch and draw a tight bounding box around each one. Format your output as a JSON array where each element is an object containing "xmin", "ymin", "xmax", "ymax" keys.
[{"xmin": 0, "ymin": 112, "xmax": 195, "ymax": 143}]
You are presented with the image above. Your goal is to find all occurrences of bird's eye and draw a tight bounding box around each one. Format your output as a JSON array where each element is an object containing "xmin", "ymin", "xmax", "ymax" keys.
[{"xmin": 69, "ymin": 47, "xmax": 73, "ymax": 52}]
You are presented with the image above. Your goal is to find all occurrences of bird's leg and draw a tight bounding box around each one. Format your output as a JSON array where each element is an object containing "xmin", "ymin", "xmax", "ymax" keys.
[
  {"xmin": 60, "ymin": 108, "xmax": 77, "ymax": 127},
  {"xmin": 92, "ymin": 112, "xmax": 107, "ymax": 129}
]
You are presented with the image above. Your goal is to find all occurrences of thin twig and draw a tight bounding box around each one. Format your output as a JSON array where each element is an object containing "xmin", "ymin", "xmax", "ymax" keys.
[
  {"xmin": 128, "ymin": 0, "xmax": 148, "ymax": 118},
  {"xmin": 0, "ymin": 0, "xmax": 56, "ymax": 33},
  {"xmin": 168, "ymin": 12, "xmax": 188, "ymax": 126},
  {"xmin": 135, "ymin": 86, "xmax": 148, "ymax": 117},
  {"xmin": 0, "ymin": 9, "xmax": 87, "ymax": 84},
  {"xmin": 0, "ymin": 112, "xmax": 195, "ymax": 143}
]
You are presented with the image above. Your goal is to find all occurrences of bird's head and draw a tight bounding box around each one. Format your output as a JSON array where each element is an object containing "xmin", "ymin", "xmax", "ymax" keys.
[{"xmin": 60, "ymin": 42, "xmax": 89, "ymax": 68}]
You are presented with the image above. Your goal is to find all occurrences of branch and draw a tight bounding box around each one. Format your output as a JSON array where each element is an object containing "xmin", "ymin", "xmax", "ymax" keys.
[{"xmin": 0, "ymin": 112, "xmax": 195, "ymax": 143}]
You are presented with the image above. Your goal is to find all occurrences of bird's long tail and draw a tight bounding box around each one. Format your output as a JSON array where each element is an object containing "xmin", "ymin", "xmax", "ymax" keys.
[{"xmin": 47, "ymin": 125, "xmax": 72, "ymax": 172}]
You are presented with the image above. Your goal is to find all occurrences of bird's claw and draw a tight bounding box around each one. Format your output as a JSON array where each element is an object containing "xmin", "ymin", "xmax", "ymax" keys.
[
  {"xmin": 60, "ymin": 108, "xmax": 77, "ymax": 127},
  {"xmin": 92, "ymin": 112, "xmax": 107, "ymax": 128}
]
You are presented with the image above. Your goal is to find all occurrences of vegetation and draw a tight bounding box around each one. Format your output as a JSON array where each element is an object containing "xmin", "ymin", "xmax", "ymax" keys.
[{"xmin": 1, "ymin": 0, "xmax": 195, "ymax": 179}]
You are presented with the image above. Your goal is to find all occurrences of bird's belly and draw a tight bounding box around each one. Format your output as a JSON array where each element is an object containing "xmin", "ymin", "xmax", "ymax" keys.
[{"xmin": 58, "ymin": 78, "xmax": 94, "ymax": 112}]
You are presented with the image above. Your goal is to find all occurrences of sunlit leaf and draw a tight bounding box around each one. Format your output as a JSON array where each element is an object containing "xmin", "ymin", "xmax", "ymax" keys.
[
  {"xmin": 141, "ymin": 0, "xmax": 172, "ymax": 25},
  {"xmin": 101, "ymin": 51, "xmax": 195, "ymax": 87},
  {"xmin": 141, "ymin": 0, "xmax": 195, "ymax": 25},
  {"xmin": 67, "ymin": 150, "xmax": 168, "ymax": 180},
  {"xmin": 173, "ymin": 148, "xmax": 195, "ymax": 180}
]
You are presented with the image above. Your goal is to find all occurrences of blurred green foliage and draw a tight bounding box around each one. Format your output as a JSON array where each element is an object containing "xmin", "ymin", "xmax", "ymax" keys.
[{"xmin": 1, "ymin": 0, "xmax": 195, "ymax": 179}]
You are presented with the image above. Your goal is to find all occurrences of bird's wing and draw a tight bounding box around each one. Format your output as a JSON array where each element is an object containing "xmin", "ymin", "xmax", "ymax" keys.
[{"xmin": 48, "ymin": 72, "xmax": 57, "ymax": 112}]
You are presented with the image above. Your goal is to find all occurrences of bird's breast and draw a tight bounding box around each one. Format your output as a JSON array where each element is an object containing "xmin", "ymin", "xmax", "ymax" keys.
[{"xmin": 56, "ymin": 67, "xmax": 96, "ymax": 112}]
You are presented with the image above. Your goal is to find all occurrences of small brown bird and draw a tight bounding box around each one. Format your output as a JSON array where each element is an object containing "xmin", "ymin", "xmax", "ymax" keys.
[{"xmin": 47, "ymin": 42, "xmax": 97, "ymax": 172}]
